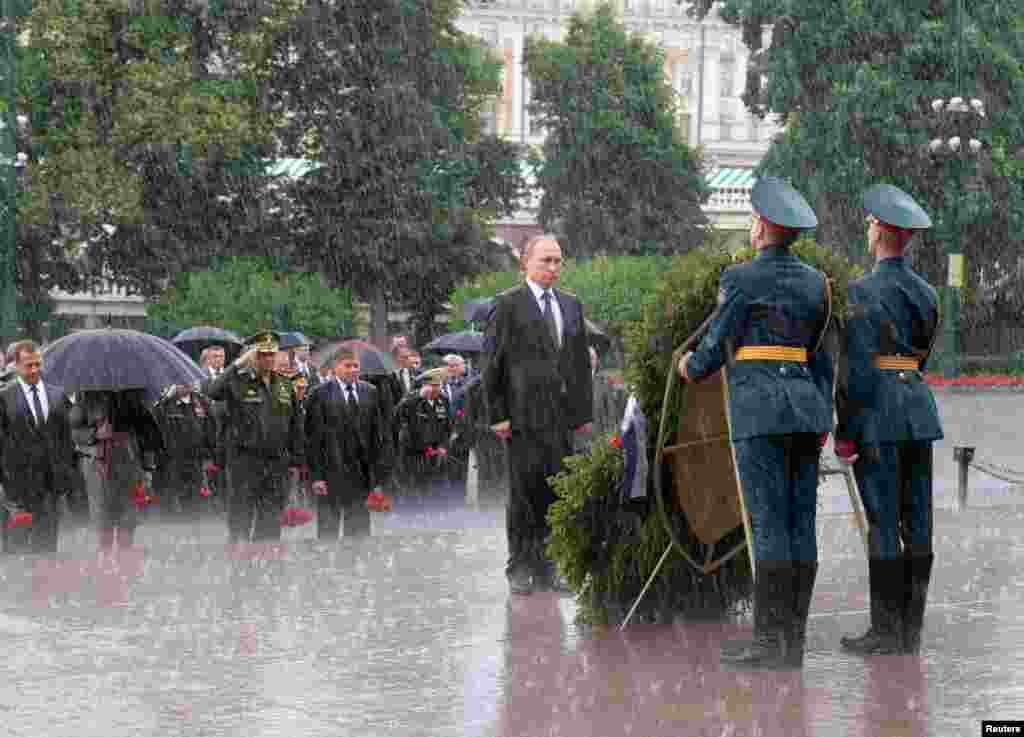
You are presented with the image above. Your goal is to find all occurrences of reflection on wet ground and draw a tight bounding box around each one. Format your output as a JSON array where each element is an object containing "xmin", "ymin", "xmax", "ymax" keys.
[{"xmin": 2, "ymin": 392, "xmax": 1023, "ymax": 736}]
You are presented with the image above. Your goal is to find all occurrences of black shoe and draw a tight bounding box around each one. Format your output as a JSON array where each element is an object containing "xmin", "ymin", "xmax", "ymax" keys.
[
  {"xmin": 721, "ymin": 561, "xmax": 793, "ymax": 670},
  {"xmin": 902, "ymin": 552, "xmax": 934, "ymax": 655},
  {"xmin": 841, "ymin": 558, "xmax": 905, "ymax": 656},
  {"xmin": 786, "ymin": 561, "xmax": 818, "ymax": 668},
  {"xmin": 508, "ymin": 568, "xmax": 533, "ymax": 596}
]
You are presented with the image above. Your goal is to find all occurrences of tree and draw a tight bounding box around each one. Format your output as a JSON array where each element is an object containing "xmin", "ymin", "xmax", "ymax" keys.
[
  {"xmin": 145, "ymin": 257, "xmax": 353, "ymax": 340},
  {"xmin": 258, "ymin": 0, "xmax": 528, "ymax": 342},
  {"xmin": 524, "ymin": 2, "xmax": 709, "ymax": 258},
  {"xmin": 14, "ymin": 0, "xmax": 277, "ymax": 317},
  {"xmin": 690, "ymin": 0, "xmax": 1024, "ymax": 324}
]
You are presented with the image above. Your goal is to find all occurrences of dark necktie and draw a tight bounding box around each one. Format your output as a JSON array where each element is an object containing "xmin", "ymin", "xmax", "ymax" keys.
[
  {"xmin": 541, "ymin": 291, "xmax": 560, "ymax": 348},
  {"xmin": 346, "ymin": 384, "xmax": 358, "ymax": 411},
  {"xmin": 30, "ymin": 385, "xmax": 45, "ymax": 426}
]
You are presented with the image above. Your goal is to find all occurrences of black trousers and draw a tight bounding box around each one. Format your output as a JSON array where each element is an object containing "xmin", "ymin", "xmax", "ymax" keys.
[
  {"xmin": 506, "ymin": 427, "xmax": 572, "ymax": 576},
  {"xmin": 154, "ymin": 456, "xmax": 205, "ymax": 518},
  {"xmin": 226, "ymin": 452, "xmax": 287, "ymax": 543},
  {"xmin": 316, "ymin": 472, "xmax": 371, "ymax": 540},
  {"xmin": 2, "ymin": 494, "xmax": 59, "ymax": 554}
]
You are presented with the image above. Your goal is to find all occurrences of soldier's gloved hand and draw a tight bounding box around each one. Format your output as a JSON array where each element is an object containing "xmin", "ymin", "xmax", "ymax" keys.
[
  {"xmin": 233, "ymin": 348, "xmax": 257, "ymax": 370},
  {"xmin": 834, "ymin": 439, "xmax": 859, "ymax": 464},
  {"xmin": 312, "ymin": 481, "xmax": 328, "ymax": 496}
]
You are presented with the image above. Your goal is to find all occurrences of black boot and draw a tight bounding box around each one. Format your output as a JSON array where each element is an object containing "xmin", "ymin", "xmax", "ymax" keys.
[
  {"xmin": 785, "ymin": 561, "xmax": 818, "ymax": 668},
  {"xmin": 903, "ymin": 552, "xmax": 934, "ymax": 655},
  {"xmin": 840, "ymin": 558, "xmax": 905, "ymax": 655},
  {"xmin": 721, "ymin": 561, "xmax": 793, "ymax": 669}
]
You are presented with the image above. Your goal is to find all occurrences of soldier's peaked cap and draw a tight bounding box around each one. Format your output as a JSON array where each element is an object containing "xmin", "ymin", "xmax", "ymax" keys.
[
  {"xmin": 419, "ymin": 367, "xmax": 449, "ymax": 386},
  {"xmin": 244, "ymin": 331, "xmax": 280, "ymax": 353},
  {"xmin": 750, "ymin": 176, "xmax": 818, "ymax": 230},
  {"xmin": 862, "ymin": 183, "xmax": 933, "ymax": 230}
]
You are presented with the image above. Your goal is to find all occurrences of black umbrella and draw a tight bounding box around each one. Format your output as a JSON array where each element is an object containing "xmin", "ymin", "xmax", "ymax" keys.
[
  {"xmin": 44, "ymin": 329, "xmax": 207, "ymax": 401},
  {"xmin": 279, "ymin": 331, "xmax": 313, "ymax": 350},
  {"xmin": 423, "ymin": 330, "xmax": 485, "ymax": 355},
  {"xmin": 463, "ymin": 298, "xmax": 495, "ymax": 324},
  {"xmin": 171, "ymin": 326, "xmax": 243, "ymax": 362},
  {"xmin": 584, "ymin": 318, "xmax": 612, "ymax": 351},
  {"xmin": 312, "ymin": 339, "xmax": 396, "ymax": 376}
]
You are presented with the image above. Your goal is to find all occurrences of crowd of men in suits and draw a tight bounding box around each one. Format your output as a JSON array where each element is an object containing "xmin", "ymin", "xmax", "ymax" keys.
[{"xmin": 0, "ymin": 330, "xmax": 485, "ymax": 553}]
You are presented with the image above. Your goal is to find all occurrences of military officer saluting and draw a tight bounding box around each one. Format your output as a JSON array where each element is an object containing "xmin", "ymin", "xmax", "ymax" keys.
[
  {"xmin": 835, "ymin": 184, "xmax": 942, "ymax": 656},
  {"xmin": 678, "ymin": 176, "xmax": 833, "ymax": 669},
  {"xmin": 205, "ymin": 331, "xmax": 304, "ymax": 543}
]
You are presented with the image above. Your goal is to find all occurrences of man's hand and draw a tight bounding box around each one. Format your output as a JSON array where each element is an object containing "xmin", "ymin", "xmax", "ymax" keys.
[
  {"xmin": 491, "ymin": 420, "xmax": 512, "ymax": 440},
  {"xmin": 575, "ymin": 422, "xmax": 594, "ymax": 433},
  {"xmin": 834, "ymin": 439, "xmax": 859, "ymax": 464},
  {"xmin": 234, "ymin": 348, "xmax": 257, "ymax": 370},
  {"xmin": 312, "ymin": 481, "xmax": 328, "ymax": 496},
  {"xmin": 677, "ymin": 351, "xmax": 694, "ymax": 382}
]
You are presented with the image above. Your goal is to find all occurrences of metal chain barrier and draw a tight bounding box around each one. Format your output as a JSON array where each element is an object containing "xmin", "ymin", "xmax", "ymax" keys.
[{"xmin": 969, "ymin": 458, "xmax": 1024, "ymax": 485}]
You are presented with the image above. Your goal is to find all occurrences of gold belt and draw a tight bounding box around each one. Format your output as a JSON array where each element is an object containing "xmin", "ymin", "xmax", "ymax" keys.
[
  {"xmin": 734, "ymin": 346, "xmax": 808, "ymax": 363},
  {"xmin": 874, "ymin": 355, "xmax": 921, "ymax": 370}
]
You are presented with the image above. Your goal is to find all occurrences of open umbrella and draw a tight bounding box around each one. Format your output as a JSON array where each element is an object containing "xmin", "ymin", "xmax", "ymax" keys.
[
  {"xmin": 312, "ymin": 339, "xmax": 396, "ymax": 376},
  {"xmin": 463, "ymin": 298, "xmax": 495, "ymax": 324},
  {"xmin": 44, "ymin": 329, "xmax": 207, "ymax": 401},
  {"xmin": 423, "ymin": 330, "xmax": 485, "ymax": 355},
  {"xmin": 171, "ymin": 326, "xmax": 243, "ymax": 362}
]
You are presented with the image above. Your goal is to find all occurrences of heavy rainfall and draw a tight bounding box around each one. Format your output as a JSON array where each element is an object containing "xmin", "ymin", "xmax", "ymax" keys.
[{"xmin": 0, "ymin": 1, "xmax": 1023, "ymax": 736}]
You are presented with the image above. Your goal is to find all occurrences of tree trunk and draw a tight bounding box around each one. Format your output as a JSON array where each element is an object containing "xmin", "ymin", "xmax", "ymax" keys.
[{"xmin": 369, "ymin": 284, "xmax": 389, "ymax": 349}]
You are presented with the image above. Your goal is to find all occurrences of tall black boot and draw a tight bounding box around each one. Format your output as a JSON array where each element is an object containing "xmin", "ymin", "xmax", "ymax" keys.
[
  {"xmin": 785, "ymin": 561, "xmax": 818, "ymax": 668},
  {"xmin": 840, "ymin": 558, "xmax": 905, "ymax": 655},
  {"xmin": 721, "ymin": 561, "xmax": 792, "ymax": 669},
  {"xmin": 903, "ymin": 552, "xmax": 934, "ymax": 655}
]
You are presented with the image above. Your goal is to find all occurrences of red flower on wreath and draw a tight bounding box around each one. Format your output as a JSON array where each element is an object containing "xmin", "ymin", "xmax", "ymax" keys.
[{"xmin": 609, "ymin": 434, "xmax": 622, "ymax": 449}]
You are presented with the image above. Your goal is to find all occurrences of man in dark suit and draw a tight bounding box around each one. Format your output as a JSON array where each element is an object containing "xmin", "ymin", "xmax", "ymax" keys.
[
  {"xmin": 305, "ymin": 347, "xmax": 389, "ymax": 539},
  {"xmin": 484, "ymin": 234, "xmax": 594, "ymax": 595},
  {"xmin": 0, "ymin": 340, "xmax": 77, "ymax": 553}
]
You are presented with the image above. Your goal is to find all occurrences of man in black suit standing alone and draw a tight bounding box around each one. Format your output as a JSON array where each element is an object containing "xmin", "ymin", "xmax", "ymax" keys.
[
  {"xmin": 305, "ymin": 347, "xmax": 389, "ymax": 540},
  {"xmin": 484, "ymin": 234, "xmax": 594, "ymax": 594},
  {"xmin": 0, "ymin": 340, "xmax": 77, "ymax": 553}
]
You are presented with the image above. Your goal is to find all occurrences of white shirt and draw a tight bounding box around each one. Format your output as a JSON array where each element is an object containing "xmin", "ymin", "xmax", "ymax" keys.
[
  {"xmin": 17, "ymin": 377, "xmax": 49, "ymax": 424},
  {"xmin": 338, "ymin": 379, "xmax": 358, "ymax": 404},
  {"xmin": 526, "ymin": 278, "xmax": 563, "ymax": 346}
]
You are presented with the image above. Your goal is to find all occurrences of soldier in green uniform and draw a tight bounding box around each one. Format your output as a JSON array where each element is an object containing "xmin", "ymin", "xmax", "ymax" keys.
[
  {"xmin": 679, "ymin": 177, "xmax": 833, "ymax": 669},
  {"xmin": 835, "ymin": 184, "xmax": 942, "ymax": 656},
  {"xmin": 205, "ymin": 332, "xmax": 304, "ymax": 543},
  {"xmin": 395, "ymin": 367, "xmax": 453, "ymax": 494}
]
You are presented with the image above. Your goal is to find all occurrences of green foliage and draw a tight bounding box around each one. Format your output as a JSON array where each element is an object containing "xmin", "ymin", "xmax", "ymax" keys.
[
  {"xmin": 697, "ymin": 0, "xmax": 1024, "ymax": 324},
  {"xmin": 447, "ymin": 255, "xmax": 670, "ymax": 334},
  {"xmin": 145, "ymin": 258, "xmax": 353, "ymax": 340},
  {"xmin": 624, "ymin": 237, "xmax": 864, "ymax": 424},
  {"xmin": 524, "ymin": 2, "xmax": 709, "ymax": 258}
]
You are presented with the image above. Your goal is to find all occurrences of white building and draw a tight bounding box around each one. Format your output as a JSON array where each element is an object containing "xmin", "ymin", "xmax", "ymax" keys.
[{"xmin": 458, "ymin": 0, "xmax": 770, "ymax": 247}]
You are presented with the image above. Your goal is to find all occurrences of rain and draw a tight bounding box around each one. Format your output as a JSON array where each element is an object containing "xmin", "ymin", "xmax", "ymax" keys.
[{"xmin": 1, "ymin": 1, "xmax": 1023, "ymax": 736}]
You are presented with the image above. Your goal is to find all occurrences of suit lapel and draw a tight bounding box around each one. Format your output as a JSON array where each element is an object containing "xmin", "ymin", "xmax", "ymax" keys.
[
  {"xmin": 520, "ymin": 285, "xmax": 558, "ymax": 355},
  {"xmin": 17, "ymin": 384, "xmax": 42, "ymax": 436}
]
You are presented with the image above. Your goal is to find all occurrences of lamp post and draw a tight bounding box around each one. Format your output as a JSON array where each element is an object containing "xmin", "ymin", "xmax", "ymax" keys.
[{"xmin": 927, "ymin": 95, "xmax": 985, "ymax": 378}]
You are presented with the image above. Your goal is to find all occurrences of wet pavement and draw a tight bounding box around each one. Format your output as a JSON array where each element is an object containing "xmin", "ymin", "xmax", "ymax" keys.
[{"xmin": 2, "ymin": 391, "xmax": 1024, "ymax": 736}]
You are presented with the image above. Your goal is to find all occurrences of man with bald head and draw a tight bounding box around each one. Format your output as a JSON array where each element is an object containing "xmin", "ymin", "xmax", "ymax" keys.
[{"xmin": 484, "ymin": 234, "xmax": 594, "ymax": 595}]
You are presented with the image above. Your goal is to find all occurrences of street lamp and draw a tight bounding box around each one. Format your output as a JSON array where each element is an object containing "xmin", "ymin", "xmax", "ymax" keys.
[{"xmin": 926, "ymin": 95, "xmax": 986, "ymax": 378}]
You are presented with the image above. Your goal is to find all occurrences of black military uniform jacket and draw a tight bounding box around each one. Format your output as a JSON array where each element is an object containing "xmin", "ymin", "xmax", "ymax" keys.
[
  {"xmin": 396, "ymin": 394, "xmax": 452, "ymax": 453},
  {"xmin": 205, "ymin": 365, "xmax": 304, "ymax": 461}
]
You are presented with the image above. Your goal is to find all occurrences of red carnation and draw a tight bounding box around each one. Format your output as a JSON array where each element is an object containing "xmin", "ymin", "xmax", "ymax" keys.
[
  {"xmin": 280, "ymin": 506, "xmax": 314, "ymax": 527},
  {"xmin": 609, "ymin": 434, "xmax": 622, "ymax": 449},
  {"xmin": 456, "ymin": 408, "xmax": 465, "ymax": 418},
  {"xmin": 199, "ymin": 487, "xmax": 211, "ymax": 498},
  {"xmin": 6, "ymin": 511, "xmax": 33, "ymax": 529}
]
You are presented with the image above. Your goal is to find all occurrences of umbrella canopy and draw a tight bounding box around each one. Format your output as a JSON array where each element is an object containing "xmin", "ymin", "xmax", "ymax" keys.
[
  {"xmin": 463, "ymin": 298, "xmax": 495, "ymax": 324},
  {"xmin": 584, "ymin": 318, "xmax": 612, "ymax": 350},
  {"xmin": 279, "ymin": 331, "xmax": 313, "ymax": 350},
  {"xmin": 423, "ymin": 330, "xmax": 485, "ymax": 355},
  {"xmin": 44, "ymin": 329, "xmax": 207, "ymax": 401},
  {"xmin": 312, "ymin": 339, "xmax": 396, "ymax": 376},
  {"xmin": 171, "ymin": 326, "xmax": 243, "ymax": 362}
]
